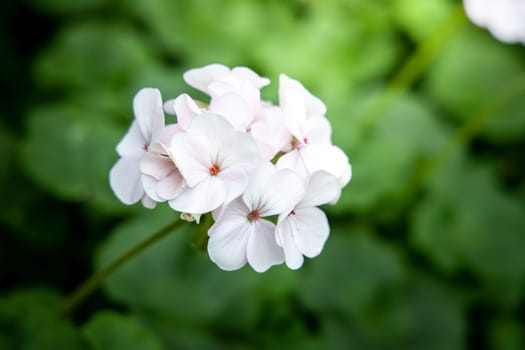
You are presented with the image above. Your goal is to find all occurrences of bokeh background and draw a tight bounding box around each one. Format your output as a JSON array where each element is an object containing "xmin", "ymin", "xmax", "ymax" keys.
[{"xmin": 1, "ymin": 0, "xmax": 525, "ymax": 349}]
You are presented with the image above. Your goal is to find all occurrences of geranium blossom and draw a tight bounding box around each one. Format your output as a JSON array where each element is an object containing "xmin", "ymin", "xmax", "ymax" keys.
[
  {"xmin": 110, "ymin": 64, "xmax": 352, "ymax": 272},
  {"xmin": 464, "ymin": 0, "xmax": 525, "ymax": 45}
]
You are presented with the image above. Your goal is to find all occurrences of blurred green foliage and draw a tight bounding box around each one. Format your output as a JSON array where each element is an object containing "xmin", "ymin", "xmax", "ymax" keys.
[{"xmin": 1, "ymin": 0, "xmax": 525, "ymax": 349}]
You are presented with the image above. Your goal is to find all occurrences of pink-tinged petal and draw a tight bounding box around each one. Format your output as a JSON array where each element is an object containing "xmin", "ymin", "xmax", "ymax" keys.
[
  {"xmin": 282, "ymin": 88, "xmax": 307, "ymax": 140},
  {"xmin": 109, "ymin": 157, "xmax": 143, "ymax": 204},
  {"xmin": 279, "ymin": 74, "xmax": 326, "ymax": 116},
  {"xmin": 218, "ymin": 167, "xmax": 249, "ymax": 204},
  {"xmin": 301, "ymin": 144, "xmax": 352, "ymax": 187},
  {"xmin": 260, "ymin": 169, "xmax": 305, "ymax": 216},
  {"xmin": 140, "ymin": 152, "xmax": 175, "ymax": 180},
  {"xmin": 275, "ymin": 219, "xmax": 304, "ymax": 270},
  {"xmin": 142, "ymin": 174, "xmax": 163, "ymax": 202},
  {"xmin": 116, "ymin": 121, "xmax": 147, "ymax": 157},
  {"xmin": 275, "ymin": 150, "xmax": 308, "ymax": 178},
  {"xmin": 303, "ymin": 116, "xmax": 332, "ymax": 145},
  {"xmin": 170, "ymin": 131, "xmax": 211, "ymax": 187},
  {"xmin": 208, "ymin": 199, "xmax": 251, "ymax": 270},
  {"xmin": 209, "ymin": 92, "xmax": 252, "ymax": 130},
  {"xmin": 291, "ymin": 207, "xmax": 329, "ymax": 258},
  {"xmin": 168, "ymin": 176, "xmax": 226, "ymax": 214},
  {"xmin": 250, "ymin": 107, "xmax": 292, "ymax": 160},
  {"xmin": 163, "ymin": 94, "xmax": 202, "ymax": 130},
  {"xmin": 141, "ymin": 194, "xmax": 157, "ymax": 209},
  {"xmin": 219, "ymin": 130, "xmax": 259, "ymax": 171},
  {"xmin": 157, "ymin": 124, "xmax": 183, "ymax": 150},
  {"xmin": 242, "ymin": 161, "xmax": 276, "ymax": 210},
  {"xmin": 133, "ymin": 88, "xmax": 165, "ymax": 142},
  {"xmin": 247, "ymin": 219, "xmax": 283, "ymax": 272},
  {"xmin": 299, "ymin": 171, "xmax": 341, "ymax": 208},
  {"xmin": 157, "ymin": 171, "xmax": 184, "ymax": 200},
  {"xmin": 231, "ymin": 66, "xmax": 270, "ymax": 89},
  {"xmin": 183, "ymin": 64, "xmax": 230, "ymax": 94}
]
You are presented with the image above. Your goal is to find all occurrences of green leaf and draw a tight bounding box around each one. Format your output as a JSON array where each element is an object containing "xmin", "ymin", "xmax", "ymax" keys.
[
  {"xmin": 0, "ymin": 288, "xmax": 85, "ymax": 350},
  {"xmin": 83, "ymin": 311, "xmax": 163, "ymax": 350},
  {"xmin": 299, "ymin": 227, "xmax": 405, "ymax": 315},
  {"xmin": 20, "ymin": 104, "xmax": 125, "ymax": 213},
  {"xmin": 330, "ymin": 92, "xmax": 450, "ymax": 216},
  {"xmin": 411, "ymin": 160, "xmax": 525, "ymax": 305},
  {"xmin": 425, "ymin": 27, "xmax": 525, "ymax": 142}
]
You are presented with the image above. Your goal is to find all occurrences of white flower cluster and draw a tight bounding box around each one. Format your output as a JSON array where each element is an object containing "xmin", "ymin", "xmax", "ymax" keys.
[
  {"xmin": 110, "ymin": 64, "xmax": 351, "ymax": 272},
  {"xmin": 464, "ymin": 0, "xmax": 525, "ymax": 45}
]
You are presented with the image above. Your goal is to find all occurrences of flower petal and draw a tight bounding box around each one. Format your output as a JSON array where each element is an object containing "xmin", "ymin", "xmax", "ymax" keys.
[
  {"xmin": 109, "ymin": 157, "xmax": 143, "ymax": 204},
  {"xmin": 299, "ymin": 171, "xmax": 341, "ymax": 208},
  {"xmin": 301, "ymin": 144, "xmax": 352, "ymax": 187},
  {"xmin": 275, "ymin": 218, "xmax": 304, "ymax": 269},
  {"xmin": 168, "ymin": 176, "xmax": 226, "ymax": 214},
  {"xmin": 140, "ymin": 152, "xmax": 175, "ymax": 180},
  {"xmin": 290, "ymin": 207, "xmax": 329, "ymax": 258},
  {"xmin": 209, "ymin": 92, "xmax": 252, "ymax": 130},
  {"xmin": 260, "ymin": 169, "xmax": 305, "ymax": 216},
  {"xmin": 157, "ymin": 171, "xmax": 184, "ymax": 200},
  {"xmin": 116, "ymin": 121, "xmax": 147, "ymax": 157},
  {"xmin": 247, "ymin": 219, "xmax": 283, "ymax": 272},
  {"xmin": 241, "ymin": 161, "xmax": 276, "ymax": 210},
  {"xmin": 183, "ymin": 64, "xmax": 230, "ymax": 94},
  {"xmin": 163, "ymin": 94, "xmax": 202, "ymax": 130},
  {"xmin": 141, "ymin": 194, "xmax": 157, "ymax": 209},
  {"xmin": 133, "ymin": 88, "xmax": 165, "ymax": 142},
  {"xmin": 170, "ymin": 130, "xmax": 212, "ymax": 187},
  {"xmin": 208, "ymin": 199, "xmax": 251, "ymax": 271}
]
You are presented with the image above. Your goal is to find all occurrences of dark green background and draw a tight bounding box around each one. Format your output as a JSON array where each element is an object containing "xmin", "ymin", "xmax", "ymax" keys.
[{"xmin": 1, "ymin": 0, "xmax": 525, "ymax": 349}]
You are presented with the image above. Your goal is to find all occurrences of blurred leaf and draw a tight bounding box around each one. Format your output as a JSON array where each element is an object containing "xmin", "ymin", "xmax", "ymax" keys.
[
  {"xmin": 20, "ymin": 104, "xmax": 125, "ymax": 213},
  {"xmin": 0, "ymin": 288, "xmax": 85, "ymax": 350},
  {"xmin": 330, "ymin": 93, "xmax": 450, "ymax": 216},
  {"xmin": 83, "ymin": 311, "xmax": 163, "ymax": 350},
  {"xmin": 35, "ymin": 22, "xmax": 156, "ymax": 91},
  {"xmin": 299, "ymin": 227, "xmax": 405, "ymax": 316},
  {"xmin": 425, "ymin": 27, "xmax": 525, "ymax": 142},
  {"xmin": 319, "ymin": 276, "xmax": 464, "ymax": 350},
  {"xmin": 490, "ymin": 317, "xmax": 525, "ymax": 350},
  {"xmin": 391, "ymin": 0, "xmax": 454, "ymax": 42},
  {"xmin": 28, "ymin": 0, "xmax": 109, "ymax": 14},
  {"xmin": 411, "ymin": 160, "xmax": 525, "ymax": 305}
]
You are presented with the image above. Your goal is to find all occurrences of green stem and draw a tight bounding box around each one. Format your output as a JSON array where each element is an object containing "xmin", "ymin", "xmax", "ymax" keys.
[{"xmin": 58, "ymin": 218, "xmax": 185, "ymax": 317}]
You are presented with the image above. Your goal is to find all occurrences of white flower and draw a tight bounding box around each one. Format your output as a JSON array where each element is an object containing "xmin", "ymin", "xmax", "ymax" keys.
[
  {"xmin": 464, "ymin": 0, "xmax": 525, "ymax": 45},
  {"xmin": 168, "ymin": 114, "xmax": 260, "ymax": 214},
  {"xmin": 275, "ymin": 171, "xmax": 341, "ymax": 269},
  {"xmin": 109, "ymin": 88, "xmax": 165, "ymax": 207},
  {"xmin": 208, "ymin": 162, "xmax": 304, "ymax": 272},
  {"xmin": 249, "ymin": 105, "xmax": 292, "ymax": 160}
]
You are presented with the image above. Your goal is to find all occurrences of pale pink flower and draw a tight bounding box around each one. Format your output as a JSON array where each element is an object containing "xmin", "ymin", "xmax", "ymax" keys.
[
  {"xmin": 109, "ymin": 88, "xmax": 165, "ymax": 207},
  {"xmin": 168, "ymin": 114, "xmax": 260, "ymax": 214},
  {"xmin": 464, "ymin": 0, "xmax": 525, "ymax": 45},
  {"xmin": 208, "ymin": 162, "xmax": 304, "ymax": 272},
  {"xmin": 276, "ymin": 171, "xmax": 341, "ymax": 269}
]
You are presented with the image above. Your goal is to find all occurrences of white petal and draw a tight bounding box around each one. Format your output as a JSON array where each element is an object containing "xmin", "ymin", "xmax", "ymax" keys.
[
  {"xmin": 157, "ymin": 171, "xmax": 184, "ymax": 200},
  {"xmin": 170, "ymin": 130, "xmax": 212, "ymax": 187},
  {"xmin": 116, "ymin": 121, "xmax": 147, "ymax": 157},
  {"xmin": 218, "ymin": 167, "xmax": 249, "ymax": 204},
  {"xmin": 291, "ymin": 207, "xmax": 329, "ymax": 258},
  {"xmin": 133, "ymin": 88, "xmax": 165, "ymax": 142},
  {"xmin": 168, "ymin": 176, "xmax": 226, "ymax": 214},
  {"xmin": 231, "ymin": 66, "xmax": 270, "ymax": 89},
  {"xmin": 163, "ymin": 94, "xmax": 202, "ymax": 130},
  {"xmin": 219, "ymin": 130, "xmax": 259, "ymax": 170},
  {"xmin": 302, "ymin": 116, "xmax": 332, "ymax": 145},
  {"xmin": 109, "ymin": 157, "xmax": 143, "ymax": 204},
  {"xmin": 301, "ymin": 144, "xmax": 352, "ymax": 187},
  {"xmin": 140, "ymin": 152, "xmax": 175, "ymax": 180},
  {"xmin": 242, "ymin": 161, "xmax": 276, "ymax": 210},
  {"xmin": 275, "ymin": 219, "xmax": 304, "ymax": 269},
  {"xmin": 275, "ymin": 149, "xmax": 308, "ymax": 178},
  {"xmin": 279, "ymin": 74, "xmax": 326, "ymax": 116},
  {"xmin": 208, "ymin": 199, "xmax": 251, "ymax": 270},
  {"xmin": 299, "ymin": 171, "xmax": 341, "ymax": 208},
  {"xmin": 247, "ymin": 219, "xmax": 284, "ymax": 272},
  {"xmin": 260, "ymin": 169, "xmax": 305, "ymax": 216},
  {"xmin": 142, "ymin": 174, "xmax": 163, "ymax": 202},
  {"xmin": 183, "ymin": 64, "xmax": 230, "ymax": 94},
  {"xmin": 209, "ymin": 92, "xmax": 252, "ymax": 130},
  {"xmin": 141, "ymin": 194, "xmax": 157, "ymax": 209}
]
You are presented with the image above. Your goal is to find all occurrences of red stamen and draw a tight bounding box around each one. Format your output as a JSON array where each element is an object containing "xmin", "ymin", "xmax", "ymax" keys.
[
  {"xmin": 209, "ymin": 165, "xmax": 220, "ymax": 176},
  {"xmin": 143, "ymin": 143, "xmax": 149, "ymax": 151},
  {"xmin": 248, "ymin": 210, "xmax": 260, "ymax": 222},
  {"xmin": 303, "ymin": 138, "xmax": 308, "ymax": 145},
  {"xmin": 290, "ymin": 210, "xmax": 296, "ymax": 216}
]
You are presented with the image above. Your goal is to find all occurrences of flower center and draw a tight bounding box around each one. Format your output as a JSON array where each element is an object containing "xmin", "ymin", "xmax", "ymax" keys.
[
  {"xmin": 143, "ymin": 143, "xmax": 149, "ymax": 151},
  {"xmin": 247, "ymin": 210, "xmax": 260, "ymax": 222},
  {"xmin": 303, "ymin": 138, "xmax": 308, "ymax": 145},
  {"xmin": 209, "ymin": 165, "xmax": 220, "ymax": 176},
  {"xmin": 289, "ymin": 210, "xmax": 296, "ymax": 216}
]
